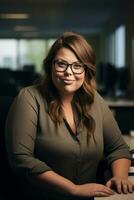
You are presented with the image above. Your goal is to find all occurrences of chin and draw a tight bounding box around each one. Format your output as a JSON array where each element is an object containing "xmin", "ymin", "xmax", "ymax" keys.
[{"xmin": 62, "ymin": 88, "xmax": 77, "ymax": 95}]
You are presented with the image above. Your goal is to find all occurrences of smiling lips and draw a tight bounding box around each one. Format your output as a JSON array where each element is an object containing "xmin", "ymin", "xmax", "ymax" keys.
[{"xmin": 61, "ymin": 79, "xmax": 74, "ymax": 84}]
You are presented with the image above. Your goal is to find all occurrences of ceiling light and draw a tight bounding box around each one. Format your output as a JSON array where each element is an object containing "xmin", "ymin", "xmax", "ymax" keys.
[
  {"xmin": 22, "ymin": 32, "xmax": 40, "ymax": 37},
  {"xmin": 14, "ymin": 26, "xmax": 37, "ymax": 31},
  {"xmin": 0, "ymin": 13, "xmax": 29, "ymax": 19}
]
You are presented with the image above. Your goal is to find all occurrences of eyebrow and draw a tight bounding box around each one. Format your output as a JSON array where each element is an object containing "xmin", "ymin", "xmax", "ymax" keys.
[{"xmin": 55, "ymin": 58, "xmax": 80, "ymax": 63}]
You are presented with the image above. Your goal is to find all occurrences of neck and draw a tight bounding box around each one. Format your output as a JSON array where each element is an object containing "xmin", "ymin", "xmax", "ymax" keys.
[{"xmin": 60, "ymin": 93, "xmax": 74, "ymax": 106}]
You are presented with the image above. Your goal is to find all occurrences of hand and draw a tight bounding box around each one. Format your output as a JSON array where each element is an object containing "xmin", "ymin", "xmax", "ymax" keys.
[
  {"xmin": 106, "ymin": 176, "xmax": 134, "ymax": 194},
  {"xmin": 73, "ymin": 183, "xmax": 114, "ymax": 197}
]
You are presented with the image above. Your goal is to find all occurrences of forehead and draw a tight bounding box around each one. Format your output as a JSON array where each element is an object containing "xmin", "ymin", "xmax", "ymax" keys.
[{"xmin": 55, "ymin": 47, "xmax": 79, "ymax": 62}]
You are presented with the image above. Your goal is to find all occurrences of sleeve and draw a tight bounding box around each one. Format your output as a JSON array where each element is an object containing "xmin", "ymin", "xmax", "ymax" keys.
[
  {"xmin": 101, "ymin": 97, "xmax": 131, "ymax": 166},
  {"xmin": 5, "ymin": 87, "xmax": 52, "ymax": 180}
]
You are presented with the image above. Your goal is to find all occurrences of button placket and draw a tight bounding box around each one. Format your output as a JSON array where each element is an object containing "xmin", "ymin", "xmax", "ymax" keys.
[{"xmin": 73, "ymin": 137, "xmax": 82, "ymax": 184}]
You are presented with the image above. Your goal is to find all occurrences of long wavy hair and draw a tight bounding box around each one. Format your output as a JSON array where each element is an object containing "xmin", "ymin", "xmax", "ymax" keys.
[{"xmin": 39, "ymin": 32, "xmax": 96, "ymax": 143}]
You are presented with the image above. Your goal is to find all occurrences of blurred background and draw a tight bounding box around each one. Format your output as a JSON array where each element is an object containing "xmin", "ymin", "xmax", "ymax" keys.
[
  {"xmin": 0, "ymin": 0, "xmax": 134, "ymax": 133},
  {"xmin": 0, "ymin": 1, "xmax": 134, "ymax": 199}
]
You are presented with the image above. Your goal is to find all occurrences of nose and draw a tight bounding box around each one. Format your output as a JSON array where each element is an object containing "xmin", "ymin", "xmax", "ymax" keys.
[{"xmin": 65, "ymin": 64, "xmax": 73, "ymax": 74}]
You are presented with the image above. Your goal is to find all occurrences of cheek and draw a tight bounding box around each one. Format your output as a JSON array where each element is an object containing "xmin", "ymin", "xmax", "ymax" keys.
[
  {"xmin": 52, "ymin": 67, "xmax": 63, "ymax": 79},
  {"xmin": 75, "ymin": 73, "xmax": 85, "ymax": 85},
  {"xmin": 52, "ymin": 69, "xmax": 63, "ymax": 87}
]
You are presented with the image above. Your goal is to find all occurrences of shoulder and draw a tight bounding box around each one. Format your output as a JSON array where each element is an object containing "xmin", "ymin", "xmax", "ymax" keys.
[
  {"xmin": 18, "ymin": 85, "xmax": 43, "ymax": 102},
  {"xmin": 94, "ymin": 90, "xmax": 106, "ymax": 106},
  {"xmin": 19, "ymin": 85, "xmax": 39, "ymax": 96},
  {"xmin": 14, "ymin": 84, "xmax": 47, "ymax": 110},
  {"xmin": 93, "ymin": 90, "xmax": 110, "ymax": 113}
]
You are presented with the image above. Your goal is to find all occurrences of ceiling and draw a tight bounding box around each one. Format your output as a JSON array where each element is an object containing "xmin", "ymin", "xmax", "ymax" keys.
[{"xmin": 0, "ymin": 0, "xmax": 132, "ymax": 39}]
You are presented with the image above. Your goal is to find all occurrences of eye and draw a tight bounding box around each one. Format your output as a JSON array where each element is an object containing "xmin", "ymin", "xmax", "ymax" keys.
[
  {"xmin": 56, "ymin": 60, "xmax": 67, "ymax": 67},
  {"xmin": 73, "ymin": 63, "xmax": 83, "ymax": 69}
]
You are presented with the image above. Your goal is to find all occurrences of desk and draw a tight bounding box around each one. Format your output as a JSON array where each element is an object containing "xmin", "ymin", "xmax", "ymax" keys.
[
  {"xmin": 105, "ymin": 99, "xmax": 134, "ymax": 134},
  {"xmin": 95, "ymin": 177, "xmax": 134, "ymax": 200},
  {"xmin": 106, "ymin": 99, "xmax": 134, "ymax": 107},
  {"xmin": 123, "ymin": 135, "xmax": 134, "ymax": 150},
  {"xmin": 95, "ymin": 135, "xmax": 134, "ymax": 200}
]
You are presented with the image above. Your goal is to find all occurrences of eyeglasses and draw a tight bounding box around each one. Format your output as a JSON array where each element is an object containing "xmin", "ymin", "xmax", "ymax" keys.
[{"xmin": 53, "ymin": 59, "xmax": 85, "ymax": 74}]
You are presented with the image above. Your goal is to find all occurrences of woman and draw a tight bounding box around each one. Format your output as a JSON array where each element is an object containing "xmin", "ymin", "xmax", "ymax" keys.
[{"xmin": 5, "ymin": 32, "xmax": 133, "ymax": 200}]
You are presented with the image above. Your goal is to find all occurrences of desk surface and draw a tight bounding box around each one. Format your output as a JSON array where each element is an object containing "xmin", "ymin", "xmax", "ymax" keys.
[
  {"xmin": 105, "ymin": 99, "xmax": 134, "ymax": 107},
  {"xmin": 95, "ymin": 177, "xmax": 134, "ymax": 200},
  {"xmin": 95, "ymin": 137, "xmax": 134, "ymax": 200},
  {"xmin": 123, "ymin": 135, "xmax": 134, "ymax": 150}
]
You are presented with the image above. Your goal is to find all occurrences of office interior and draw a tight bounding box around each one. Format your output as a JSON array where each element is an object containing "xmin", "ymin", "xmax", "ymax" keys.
[
  {"xmin": 0, "ymin": 0, "xmax": 134, "ymax": 134},
  {"xmin": 0, "ymin": 0, "xmax": 134, "ymax": 199}
]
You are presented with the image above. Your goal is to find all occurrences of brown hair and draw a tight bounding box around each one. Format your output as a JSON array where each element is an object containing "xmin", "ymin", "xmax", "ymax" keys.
[{"xmin": 40, "ymin": 32, "xmax": 96, "ymax": 143}]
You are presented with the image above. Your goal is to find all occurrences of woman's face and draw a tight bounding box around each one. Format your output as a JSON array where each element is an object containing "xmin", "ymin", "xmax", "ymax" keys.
[{"xmin": 52, "ymin": 47, "xmax": 85, "ymax": 98}]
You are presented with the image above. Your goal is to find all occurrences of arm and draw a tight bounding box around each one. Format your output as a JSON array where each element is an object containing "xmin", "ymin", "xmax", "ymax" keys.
[
  {"xmin": 100, "ymin": 95, "xmax": 134, "ymax": 193},
  {"xmin": 106, "ymin": 158, "xmax": 134, "ymax": 193},
  {"xmin": 111, "ymin": 158, "xmax": 131, "ymax": 179},
  {"xmin": 28, "ymin": 170, "xmax": 75, "ymax": 195},
  {"xmin": 5, "ymin": 87, "xmax": 51, "ymax": 178},
  {"xmin": 29, "ymin": 170, "xmax": 114, "ymax": 197}
]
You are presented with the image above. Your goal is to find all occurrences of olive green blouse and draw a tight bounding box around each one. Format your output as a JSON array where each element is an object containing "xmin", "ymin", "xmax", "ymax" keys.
[{"xmin": 5, "ymin": 85, "xmax": 131, "ymax": 199}]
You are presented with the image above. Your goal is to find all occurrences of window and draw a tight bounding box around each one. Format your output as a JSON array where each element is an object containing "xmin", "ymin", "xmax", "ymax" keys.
[
  {"xmin": 0, "ymin": 38, "xmax": 56, "ymax": 72},
  {"xmin": 115, "ymin": 25, "xmax": 126, "ymax": 68},
  {"xmin": 105, "ymin": 25, "xmax": 126, "ymax": 68},
  {"xmin": 0, "ymin": 39, "xmax": 18, "ymax": 69}
]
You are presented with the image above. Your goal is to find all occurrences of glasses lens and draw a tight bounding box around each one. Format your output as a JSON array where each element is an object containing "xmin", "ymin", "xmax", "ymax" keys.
[
  {"xmin": 72, "ymin": 63, "xmax": 84, "ymax": 74},
  {"xmin": 54, "ymin": 60, "xmax": 67, "ymax": 72},
  {"xmin": 54, "ymin": 59, "xmax": 85, "ymax": 74}
]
